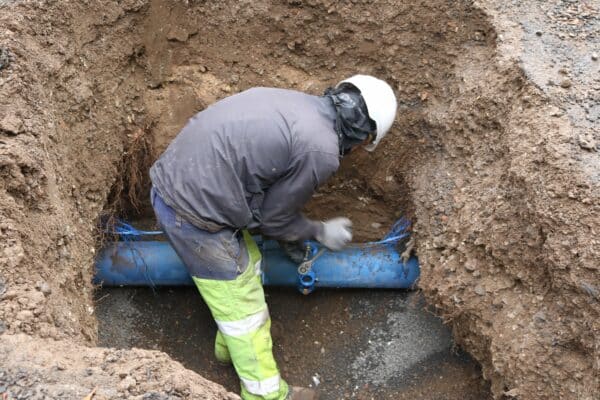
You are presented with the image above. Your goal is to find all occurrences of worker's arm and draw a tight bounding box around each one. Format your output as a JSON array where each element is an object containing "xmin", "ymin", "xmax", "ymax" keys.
[{"xmin": 259, "ymin": 151, "xmax": 339, "ymax": 242}]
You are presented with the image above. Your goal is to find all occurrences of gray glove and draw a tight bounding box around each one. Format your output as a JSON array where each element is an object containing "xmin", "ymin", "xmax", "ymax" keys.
[
  {"xmin": 316, "ymin": 217, "xmax": 353, "ymax": 251},
  {"xmin": 278, "ymin": 240, "xmax": 306, "ymax": 263}
]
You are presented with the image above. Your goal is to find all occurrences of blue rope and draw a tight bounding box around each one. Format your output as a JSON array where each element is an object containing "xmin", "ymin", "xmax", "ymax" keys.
[
  {"xmin": 105, "ymin": 219, "xmax": 159, "ymax": 290},
  {"xmin": 106, "ymin": 217, "xmax": 412, "ymax": 282},
  {"xmin": 344, "ymin": 217, "xmax": 411, "ymax": 248},
  {"xmin": 107, "ymin": 220, "xmax": 163, "ymax": 239},
  {"xmin": 383, "ymin": 217, "xmax": 411, "ymax": 240},
  {"xmin": 107, "ymin": 217, "xmax": 411, "ymax": 247}
]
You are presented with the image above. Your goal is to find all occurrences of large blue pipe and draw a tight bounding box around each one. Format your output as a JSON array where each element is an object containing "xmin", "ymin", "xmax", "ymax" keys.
[{"xmin": 95, "ymin": 239, "xmax": 419, "ymax": 291}]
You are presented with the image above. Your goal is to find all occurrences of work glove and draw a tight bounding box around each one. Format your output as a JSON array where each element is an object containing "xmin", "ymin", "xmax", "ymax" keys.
[
  {"xmin": 316, "ymin": 217, "xmax": 353, "ymax": 251},
  {"xmin": 278, "ymin": 240, "xmax": 306, "ymax": 264}
]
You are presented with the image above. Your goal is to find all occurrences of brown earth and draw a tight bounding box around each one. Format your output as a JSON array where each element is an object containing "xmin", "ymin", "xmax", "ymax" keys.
[
  {"xmin": 0, "ymin": 0, "xmax": 598, "ymax": 399},
  {"xmin": 0, "ymin": 334, "xmax": 238, "ymax": 399}
]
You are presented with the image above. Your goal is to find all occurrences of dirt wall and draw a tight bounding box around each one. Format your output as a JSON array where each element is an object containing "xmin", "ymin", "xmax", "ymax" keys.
[
  {"xmin": 410, "ymin": 2, "xmax": 599, "ymax": 398},
  {"xmin": 411, "ymin": 58, "xmax": 599, "ymax": 399},
  {"xmin": 0, "ymin": 0, "xmax": 597, "ymax": 399},
  {"xmin": 0, "ymin": 1, "xmax": 237, "ymax": 397},
  {"xmin": 0, "ymin": 0, "xmax": 151, "ymax": 342}
]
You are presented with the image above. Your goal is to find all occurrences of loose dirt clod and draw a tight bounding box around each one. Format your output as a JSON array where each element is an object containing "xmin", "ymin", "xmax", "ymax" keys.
[{"xmin": 0, "ymin": 0, "xmax": 598, "ymax": 399}]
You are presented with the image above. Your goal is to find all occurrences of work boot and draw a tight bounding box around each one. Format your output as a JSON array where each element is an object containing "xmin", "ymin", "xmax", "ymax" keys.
[{"xmin": 286, "ymin": 386, "xmax": 318, "ymax": 400}]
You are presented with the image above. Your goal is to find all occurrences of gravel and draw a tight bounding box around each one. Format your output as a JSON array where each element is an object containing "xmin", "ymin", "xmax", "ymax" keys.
[{"xmin": 351, "ymin": 293, "xmax": 453, "ymax": 386}]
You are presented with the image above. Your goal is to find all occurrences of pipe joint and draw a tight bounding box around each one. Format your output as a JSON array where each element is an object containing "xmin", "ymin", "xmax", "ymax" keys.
[{"xmin": 297, "ymin": 270, "xmax": 316, "ymax": 295}]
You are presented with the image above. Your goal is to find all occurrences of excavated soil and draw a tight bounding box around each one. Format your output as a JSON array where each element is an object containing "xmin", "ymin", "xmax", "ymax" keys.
[{"xmin": 0, "ymin": 0, "xmax": 598, "ymax": 399}]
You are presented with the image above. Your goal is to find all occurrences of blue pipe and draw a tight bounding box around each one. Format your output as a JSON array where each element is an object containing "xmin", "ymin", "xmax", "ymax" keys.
[{"xmin": 95, "ymin": 239, "xmax": 420, "ymax": 292}]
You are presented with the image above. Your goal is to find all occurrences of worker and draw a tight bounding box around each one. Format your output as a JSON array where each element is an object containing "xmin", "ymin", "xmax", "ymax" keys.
[{"xmin": 149, "ymin": 75, "xmax": 397, "ymax": 400}]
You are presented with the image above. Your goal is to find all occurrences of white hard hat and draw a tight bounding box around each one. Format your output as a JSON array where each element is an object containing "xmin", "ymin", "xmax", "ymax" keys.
[{"xmin": 339, "ymin": 75, "xmax": 397, "ymax": 151}]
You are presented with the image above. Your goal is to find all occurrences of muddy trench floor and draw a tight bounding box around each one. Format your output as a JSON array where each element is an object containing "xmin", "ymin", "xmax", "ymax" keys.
[{"xmin": 96, "ymin": 288, "xmax": 491, "ymax": 399}]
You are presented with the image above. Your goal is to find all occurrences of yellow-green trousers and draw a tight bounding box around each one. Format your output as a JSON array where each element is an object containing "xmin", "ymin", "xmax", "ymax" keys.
[{"xmin": 192, "ymin": 231, "xmax": 289, "ymax": 399}]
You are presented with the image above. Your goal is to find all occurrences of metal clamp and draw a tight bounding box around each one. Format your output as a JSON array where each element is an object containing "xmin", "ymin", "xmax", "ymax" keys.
[{"xmin": 297, "ymin": 246, "xmax": 326, "ymax": 295}]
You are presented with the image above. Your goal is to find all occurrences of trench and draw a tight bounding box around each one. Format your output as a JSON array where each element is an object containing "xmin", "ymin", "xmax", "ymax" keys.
[
  {"xmin": 93, "ymin": 0, "xmax": 499, "ymax": 398},
  {"xmin": 1, "ymin": 0, "xmax": 596, "ymax": 398},
  {"xmin": 96, "ymin": 288, "xmax": 489, "ymax": 399}
]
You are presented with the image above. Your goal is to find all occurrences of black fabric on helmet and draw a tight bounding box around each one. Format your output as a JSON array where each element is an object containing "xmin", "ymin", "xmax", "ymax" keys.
[{"xmin": 324, "ymin": 83, "xmax": 377, "ymax": 157}]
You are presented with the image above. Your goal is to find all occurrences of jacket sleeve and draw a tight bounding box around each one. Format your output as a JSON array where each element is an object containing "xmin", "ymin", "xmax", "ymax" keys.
[{"xmin": 259, "ymin": 151, "xmax": 339, "ymax": 242}]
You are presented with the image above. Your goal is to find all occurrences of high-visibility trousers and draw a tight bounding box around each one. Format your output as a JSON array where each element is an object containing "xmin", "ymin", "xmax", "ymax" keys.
[
  {"xmin": 151, "ymin": 188, "xmax": 288, "ymax": 399},
  {"xmin": 193, "ymin": 231, "xmax": 289, "ymax": 399}
]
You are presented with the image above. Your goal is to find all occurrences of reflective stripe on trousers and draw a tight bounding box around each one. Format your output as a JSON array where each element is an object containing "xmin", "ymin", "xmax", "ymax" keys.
[
  {"xmin": 215, "ymin": 308, "xmax": 270, "ymax": 337},
  {"xmin": 240, "ymin": 374, "xmax": 282, "ymax": 397},
  {"xmin": 192, "ymin": 231, "xmax": 289, "ymax": 400}
]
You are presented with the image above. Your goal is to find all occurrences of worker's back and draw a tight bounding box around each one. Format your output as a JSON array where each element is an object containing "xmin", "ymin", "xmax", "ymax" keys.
[{"xmin": 150, "ymin": 87, "xmax": 340, "ymax": 236}]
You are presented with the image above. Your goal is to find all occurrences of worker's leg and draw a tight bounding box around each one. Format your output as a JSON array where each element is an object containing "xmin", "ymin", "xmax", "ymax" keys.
[
  {"xmin": 150, "ymin": 188, "xmax": 288, "ymax": 400},
  {"xmin": 215, "ymin": 329, "xmax": 231, "ymax": 364},
  {"xmin": 193, "ymin": 231, "xmax": 288, "ymax": 400}
]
